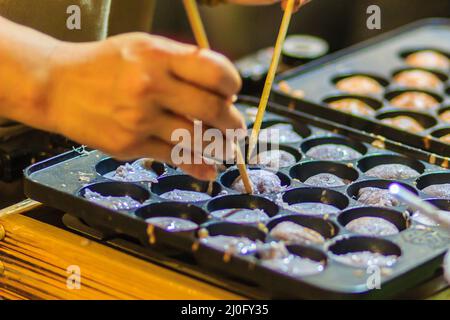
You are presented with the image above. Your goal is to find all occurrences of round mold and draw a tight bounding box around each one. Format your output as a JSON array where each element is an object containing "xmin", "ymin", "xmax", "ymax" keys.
[
  {"xmin": 255, "ymin": 244, "xmax": 328, "ymax": 278},
  {"xmin": 408, "ymin": 198, "xmax": 450, "ymax": 226},
  {"xmin": 207, "ymin": 194, "xmax": 280, "ymax": 218},
  {"xmin": 416, "ymin": 172, "xmax": 450, "ymax": 196},
  {"xmin": 384, "ymin": 89, "xmax": 443, "ymax": 109},
  {"xmin": 327, "ymin": 236, "xmax": 402, "ymax": 267},
  {"xmin": 244, "ymin": 144, "xmax": 302, "ymax": 169},
  {"xmin": 337, "ymin": 206, "xmax": 409, "ymax": 236},
  {"xmin": 282, "ymin": 187, "xmax": 349, "ymax": 211},
  {"xmin": 430, "ymin": 127, "xmax": 450, "ymax": 141},
  {"xmin": 331, "ymin": 72, "xmax": 389, "ymax": 87},
  {"xmin": 95, "ymin": 157, "xmax": 166, "ymax": 181},
  {"xmin": 79, "ymin": 181, "xmax": 150, "ymax": 206},
  {"xmin": 198, "ymin": 221, "xmax": 267, "ymax": 242},
  {"xmin": 151, "ymin": 175, "xmax": 222, "ymax": 201},
  {"xmin": 289, "ymin": 161, "xmax": 359, "ymax": 186},
  {"xmin": 267, "ymin": 214, "xmax": 339, "ymax": 241},
  {"xmin": 220, "ymin": 167, "xmax": 291, "ymax": 193},
  {"xmin": 437, "ymin": 105, "xmax": 450, "ymax": 122},
  {"xmin": 400, "ymin": 48, "xmax": 450, "ymax": 59},
  {"xmin": 285, "ymin": 245, "xmax": 328, "ymax": 265},
  {"xmin": 390, "ymin": 67, "xmax": 448, "ymax": 88},
  {"xmin": 400, "ymin": 48, "xmax": 450, "ymax": 71},
  {"xmin": 322, "ymin": 94, "xmax": 383, "ymax": 111},
  {"xmin": 347, "ymin": 179, "xmax": 418, "ymax": 200},
  {"xmin": 376, "ymin": 110, "xmax": 438, "ymax": 130},
  {"xmin": 300, "ymin": 136, "xmax": 368, "ymax": 160},
  {"xmin": 250, "ymin": 119, "xmax": 312, "ymax": 142},
  {"xmin": 357, "ymin": 154, "xmax": 425, "ymax": 178},
  {"xmin": 136, "ymin": 202, "xmax": 209, "ymax": 228}
]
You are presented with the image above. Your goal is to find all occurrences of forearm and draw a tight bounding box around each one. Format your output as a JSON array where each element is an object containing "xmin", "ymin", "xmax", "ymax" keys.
[{"xmin": 0, "ymin": 16, "xmax": 59, "ymax": 127}]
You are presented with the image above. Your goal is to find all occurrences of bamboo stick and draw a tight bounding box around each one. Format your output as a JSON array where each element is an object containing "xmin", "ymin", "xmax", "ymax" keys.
[
  {"xmin": 247, "ymin": 0, "xmax": 296, "ymax": 160},
  {"xmin": 183, "ymin": 0, "xmax": 253, "ymax": 194}
]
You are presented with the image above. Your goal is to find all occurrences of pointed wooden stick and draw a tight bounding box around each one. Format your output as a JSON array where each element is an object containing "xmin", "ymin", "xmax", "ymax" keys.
[
  {"xmin": 247, "ymin": 0, "xmax": 296, "ymax": 160},
  {"xmin": 183, "ymin": 0, "xmax": 253, "ymax": 194}
]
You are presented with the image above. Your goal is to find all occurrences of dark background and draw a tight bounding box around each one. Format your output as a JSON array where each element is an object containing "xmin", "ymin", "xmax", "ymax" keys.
[{"xmin": 152, "ymin": 0, "xmax": 450, "ymax": 59}]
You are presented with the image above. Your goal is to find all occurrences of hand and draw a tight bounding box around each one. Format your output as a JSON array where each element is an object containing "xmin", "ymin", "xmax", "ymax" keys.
[
  {"xmin": 28, "ymin": 34, "xmax": 245, "ymax": 180},
  {"xmin": 228, "ymin": 0, "xmax": 311, "ymax": 10}
]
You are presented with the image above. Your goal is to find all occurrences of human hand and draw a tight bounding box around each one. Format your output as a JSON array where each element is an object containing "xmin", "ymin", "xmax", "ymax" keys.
[{"xmin": 35, "ymin": 34, "xmax": 244, "ymax": 180}]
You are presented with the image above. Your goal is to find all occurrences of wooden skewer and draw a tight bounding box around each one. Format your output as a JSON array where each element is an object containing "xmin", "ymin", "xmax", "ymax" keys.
[
  {"xmin": 247, "ymin": 0, "xmax": 296, "ymax": 160},
  {"xmin": 182, "ymin": 0, "xmax": 253, "ymax": 194}
]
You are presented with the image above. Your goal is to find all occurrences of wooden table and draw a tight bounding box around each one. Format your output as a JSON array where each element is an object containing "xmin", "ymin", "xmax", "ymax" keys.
[{"xmin": 0, "ymin": 203, "xmax": 448, "ymax": 300}]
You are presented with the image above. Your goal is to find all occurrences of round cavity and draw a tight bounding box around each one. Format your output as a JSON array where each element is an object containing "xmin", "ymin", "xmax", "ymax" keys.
[
  {"xmin": 290, "ymin": 161, "xmax": 359, "ymax": 187},
  {"xmin": 301, "ymin": 136, "xmax": 367, "ymax": 161},
  {"xmin": 248, "ymin": 144, "xmax": 302, "ymax": 169},
  {"xmin": 197, "ymin": 222, "xmax": 267, "ymax": 256},
  {"xmin": 207, "ymin": 194, "xmax": 279, "ymax": 217},
  {"xmin": 151, "ymin": 175, "xmax": 222, "ymax": 201},
  {"xmin": 376, "ymin": 110, "xmax": 438, "ymax": 130},
  {"xmin": 251, "ymin": 120, "xmax": 311, "ymax": 143},
  {"xmin": 267, "ymin": 214, "xmax": 339, "ymax": 241},
  {"xmin": 385, "ymin": 89, "xmax": 443, "ymax": 110},
  {"xmin": 391, "ymin": 68, "xmax": 447, "ymax": 89},
  {"xmin": 136, "ymin": 202, "xmax": 209, "ymax": 231},
  {"xmin": 199, "ymin": 222, "xmax": 266, "ymax": 242},
  {"xmin": 357, "ymin": 154, "xmax": 425, "ymax": 179},
  {"xmin": 96, "ymin": 157, "xmax": 166, "ymax": 181},
  {"xmin": 323, "ymin": 94, "xmax": 383, "ymax": 111},
  {"xmin": 347, "ymin": 179, "xmax": 417, "ymax": 207},
  {"xmin": 400, "ymin": 48, "xmax": 450, "ymax": 70},
  {"xmin": 328, "ymin": 236, "xmax": 401, "ymax": 268},
  {"xmin": 331, "ymin": 72, "xmax": 389, "ymax": 87},
  {"xmin": 286, "ymin": 245, "xmax": 328, "ymax": 263},
  {"xmin": 409, "ymin": 198, "xmax": 450, "ymax": 226},
  {"xmin": 338, "ymin": 207, "xmax": 409, "ymax": 236},
  {"xmin": 79, "ymin": 181, "xmax": 150, "ymax": 210},
  {"xmin": 282, "ymin": 187, "xmax": 349, "ymax": 211},
  {"xmin": 347, "ymin": 179, "xmax": 417, "ymax": 198},
  {"xmin": 416, "ymin": 172, "xmax": 450, "ymax": 199},
  {"xmin": 438, "ymin": 105, "xmax": 450, "ymax": 123},
  {"xmin": 400, "ymin": 48, "xmax": 450, "ymax": 58},
  {"xmin": 220, "ymin": 167, "xmax": 291, "ymax": 194},
  {"xmin": 259, "ymin": 244, "xmax": 327, "ymax": 277},
  {"xmin": 430, "ymin": 127, "xmax": 450, "ymax": 143}
]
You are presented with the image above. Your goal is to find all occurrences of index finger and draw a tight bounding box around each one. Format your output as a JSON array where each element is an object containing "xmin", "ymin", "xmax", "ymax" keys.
[{"xmin": 169, "ymin": 48, "xmax": 242, "ymax": 98}]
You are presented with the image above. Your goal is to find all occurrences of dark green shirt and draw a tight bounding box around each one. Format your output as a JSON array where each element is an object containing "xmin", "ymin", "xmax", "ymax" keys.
[{"xmin": 0, "ymin": 0, "xmax": 156, "ymax": 41}]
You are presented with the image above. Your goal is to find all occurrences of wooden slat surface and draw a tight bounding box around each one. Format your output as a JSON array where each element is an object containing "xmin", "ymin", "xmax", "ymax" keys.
[
  {"xmin": 0, "ymin": 209, "xmax": 448, "ymax": 300},
  {"xmin": 0, "ymin": 213, "xmax": 241, "ymax": 300}
]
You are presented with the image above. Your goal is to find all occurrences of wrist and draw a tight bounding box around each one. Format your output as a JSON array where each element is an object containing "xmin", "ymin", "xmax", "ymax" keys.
[{"xmin": 0, "ymin": 37, "xmax": 62, "ymax": 131}]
